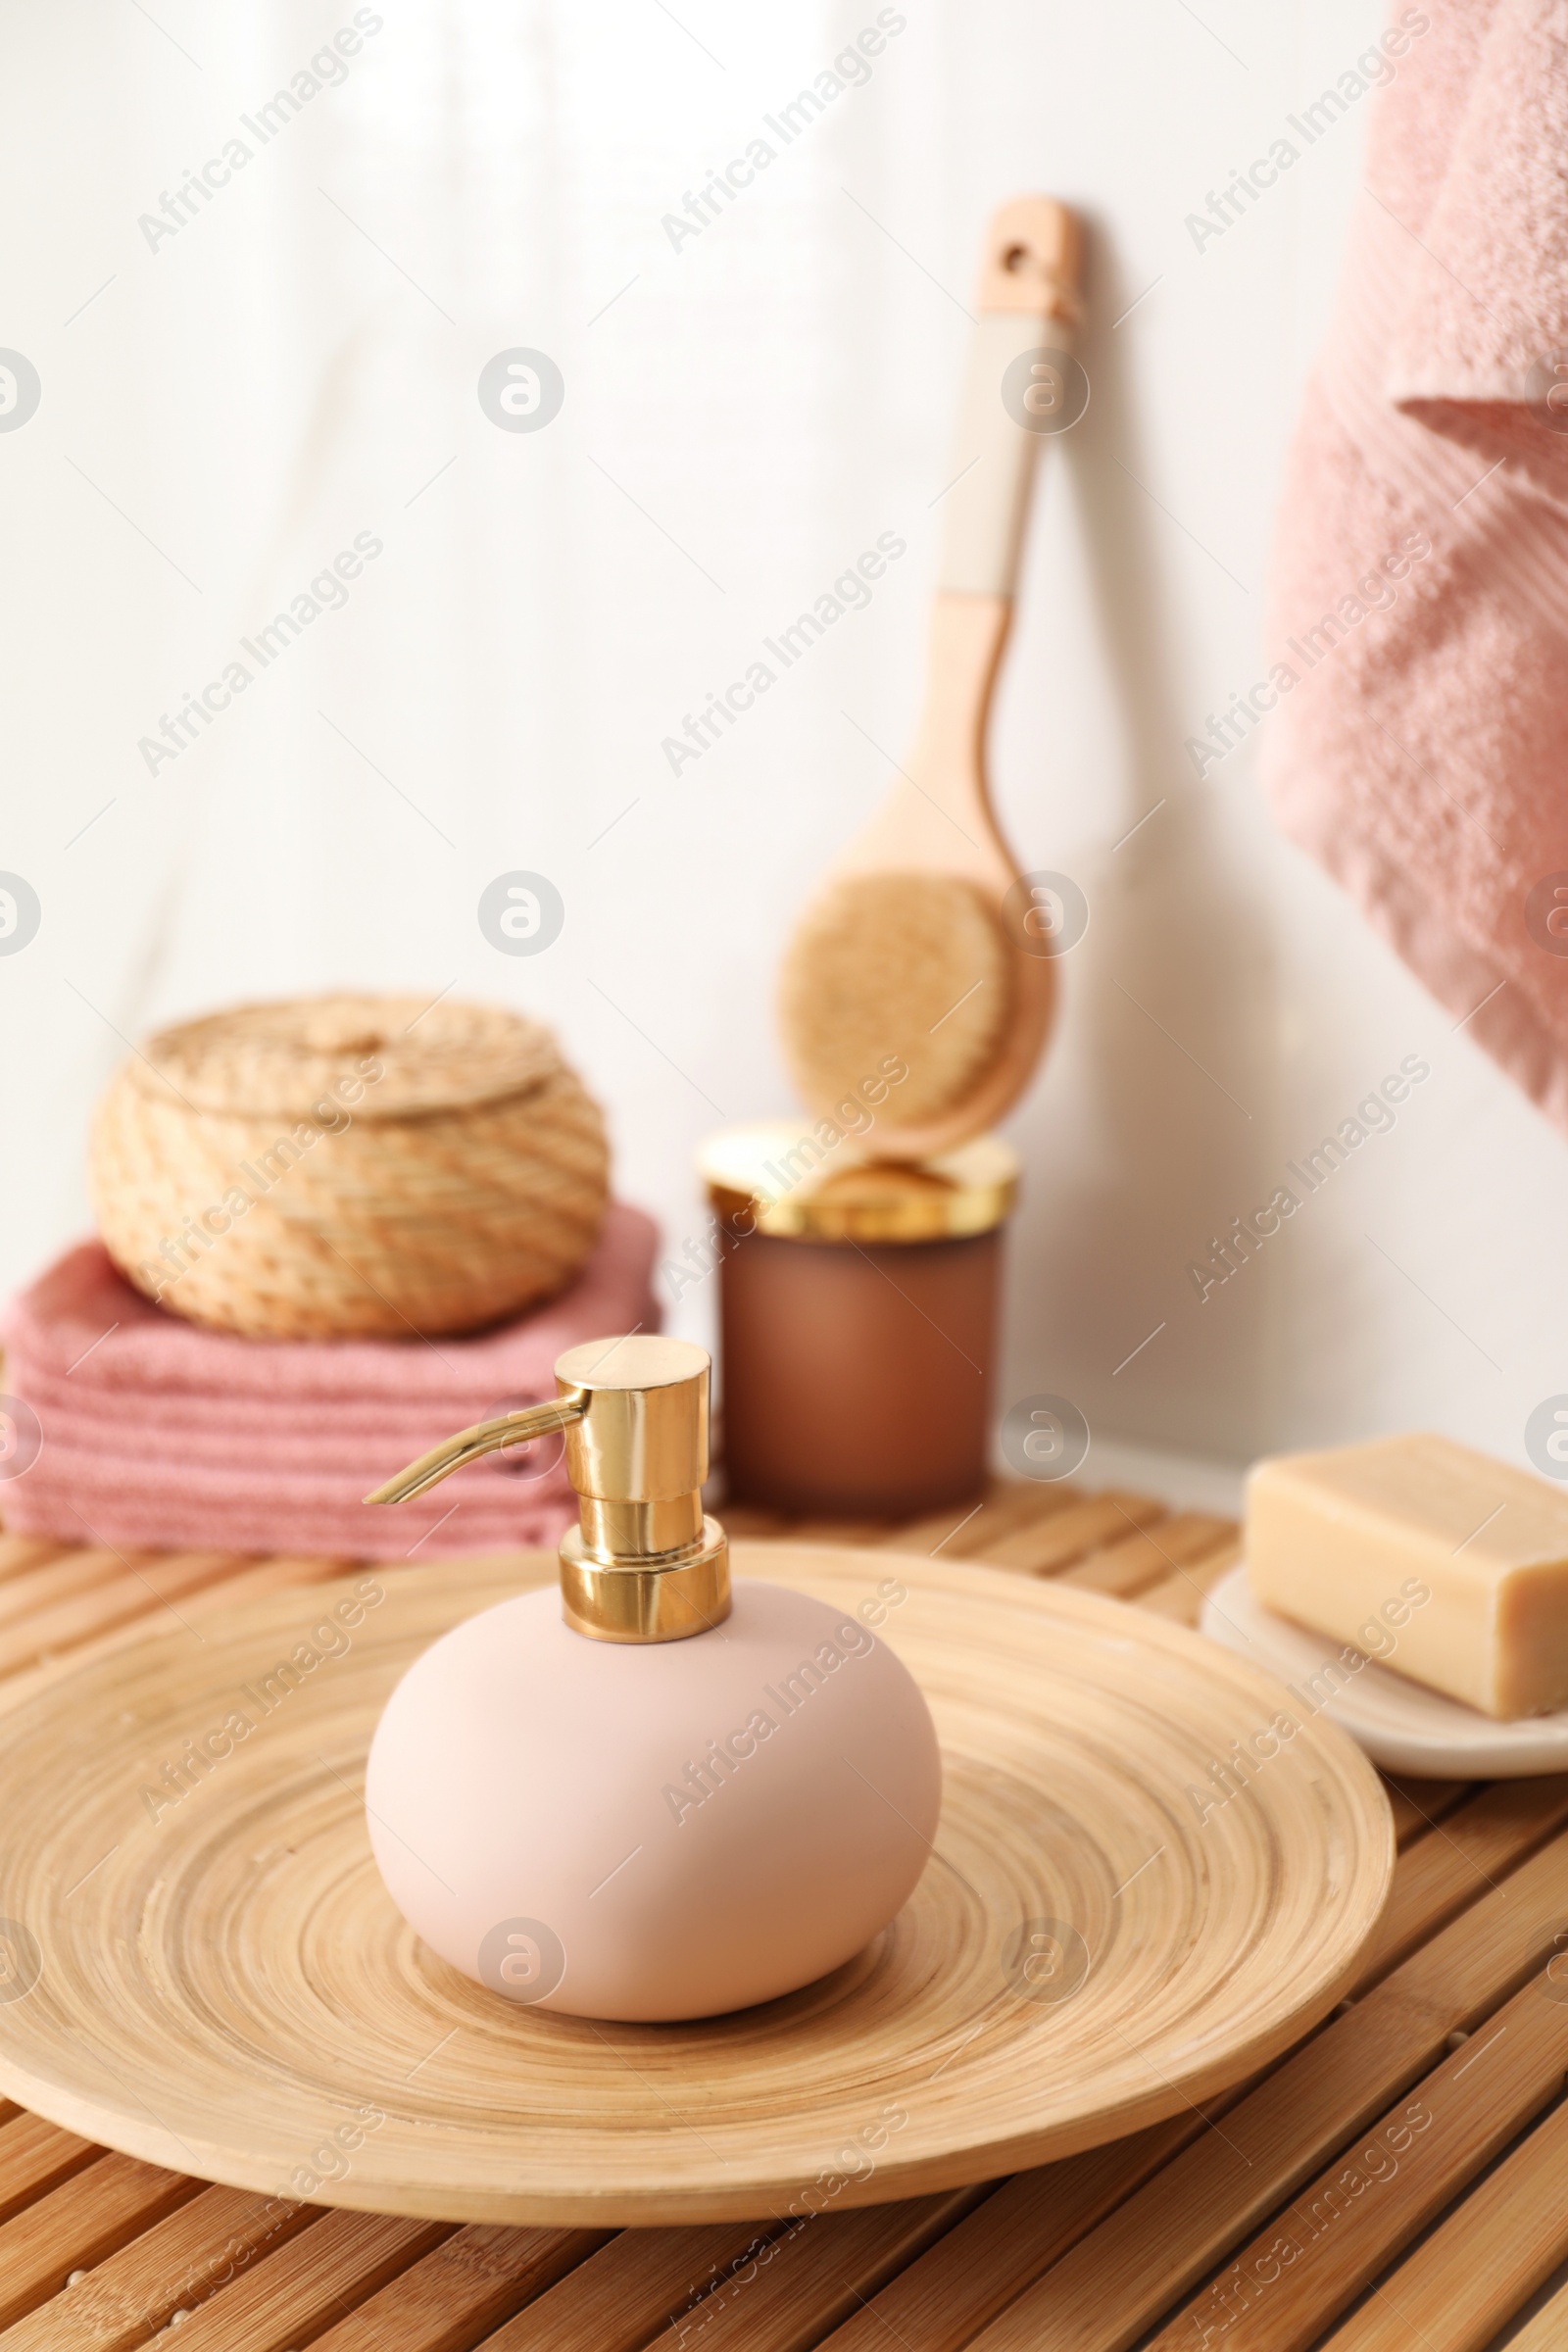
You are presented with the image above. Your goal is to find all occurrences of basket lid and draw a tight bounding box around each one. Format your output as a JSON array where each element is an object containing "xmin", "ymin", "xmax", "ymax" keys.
[{"xmin": 125, "ymin": 995, "xmax": 564, "ymax": 1121}]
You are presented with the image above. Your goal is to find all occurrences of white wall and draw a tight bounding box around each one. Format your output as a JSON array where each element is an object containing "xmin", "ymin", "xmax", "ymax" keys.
[{"xmin": 1, "ymin": 0, "xmax": 1561, "ymax": 1482}]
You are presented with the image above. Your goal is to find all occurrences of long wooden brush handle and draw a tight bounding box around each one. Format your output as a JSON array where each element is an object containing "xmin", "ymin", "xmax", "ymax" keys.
[{"xmin": 937, "ymin": 197, "xmax": 1083, "ymax": 599}]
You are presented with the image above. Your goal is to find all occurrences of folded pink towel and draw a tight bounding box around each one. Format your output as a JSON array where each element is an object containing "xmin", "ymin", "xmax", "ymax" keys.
[
  {"xmin": 0, "ymin": 1202, "xmax": 660, "ymax": 1559},
  {"xmin": 1261, "ymin": 0, "xmax": 1568, "ymax": 1131}
]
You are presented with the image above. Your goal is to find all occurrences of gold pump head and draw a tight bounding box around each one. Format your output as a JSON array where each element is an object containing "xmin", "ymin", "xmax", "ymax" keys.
[{"xmin": 366, "ymin": 1335, "xmax": 730, "ymax": 1643}]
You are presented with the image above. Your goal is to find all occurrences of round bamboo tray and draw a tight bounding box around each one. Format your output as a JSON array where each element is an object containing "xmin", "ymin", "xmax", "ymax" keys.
[
  {"xmin": 88, "ymin": 994, "xmax": 608, "ymax": 1338},
  {"xmin": 0, "ymin": 1547, "xmax": 1393, "ymax": 2226}
]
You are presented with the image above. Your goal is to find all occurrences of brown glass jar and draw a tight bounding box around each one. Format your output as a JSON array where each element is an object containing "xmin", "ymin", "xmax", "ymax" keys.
[{"xmin": 697, "ymin": 1124, "xmax": 1017, "ymax": 1519}]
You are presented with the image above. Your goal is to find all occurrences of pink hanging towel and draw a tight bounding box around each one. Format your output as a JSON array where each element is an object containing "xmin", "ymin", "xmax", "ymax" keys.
[{"xmin": 1260, "ymin": 0, "xmax": 1568, "ymax": 1130}]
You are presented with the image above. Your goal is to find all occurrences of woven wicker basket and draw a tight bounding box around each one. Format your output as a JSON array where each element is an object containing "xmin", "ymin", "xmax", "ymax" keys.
[{"xmin": 88, "ymin": 995, "xmax": 610, "ymax": 1340}]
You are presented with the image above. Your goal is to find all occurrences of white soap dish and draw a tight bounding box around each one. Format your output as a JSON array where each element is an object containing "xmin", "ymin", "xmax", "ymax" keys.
[{"xmin": 1200, "ymin": 1563, "xmax": 1568, "ymax": 1779}]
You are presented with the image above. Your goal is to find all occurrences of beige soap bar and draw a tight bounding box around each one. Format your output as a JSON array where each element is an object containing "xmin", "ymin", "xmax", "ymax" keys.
[{"xmin": 1247, "ymin": 1433, "xmax": 1568, "ymax": 1720}]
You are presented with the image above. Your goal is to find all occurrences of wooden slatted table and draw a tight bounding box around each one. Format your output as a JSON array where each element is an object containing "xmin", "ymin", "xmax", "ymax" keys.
[{"xmin": 1, "ymin": 1480, "xmax": 1565, "ymax": 2351}]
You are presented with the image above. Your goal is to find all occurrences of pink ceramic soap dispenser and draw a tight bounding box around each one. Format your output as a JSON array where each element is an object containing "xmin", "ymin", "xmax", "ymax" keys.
[{"xmin": 364, "ymin": 1336, "xmax": 941, "ymax": 2022}]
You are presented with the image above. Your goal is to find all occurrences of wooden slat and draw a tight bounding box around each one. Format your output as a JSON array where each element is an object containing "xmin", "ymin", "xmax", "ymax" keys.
[
  {"xmin": 1380, "ymin": 1777, "xmax": 1473, "ymax": 1848},
  {"xmin": 1349, "ymin": 1776, "xmax": 1568, "ymax": 1991},
  {"xmin": 178, "ymin": 1552, "xmax": 361, "ymax": 1608},
  {"xmin": 637, "ymin": 2189, "xmax": 981, "ymax": 2352},
  {"xmin": 1320, "ymin": 2091, "xmax": 1568, "ymax": 2349},
  {"xmin": 0, "ymin": 2114, "xmax": 100, "ymax": 2227},
  {"xmin": 0, "ymin": 1550, "xmax": 252, "ymax": 1679},
  {"xmin": 0, "ymin": 2182, "xmax": 314, "ymax": 2350},
  {"xmin": 129, "ymin": 2210, "xmax": 451, "ymax": 2351},
  {"xmin": 781, "ymin": 1519, "xmax": 893, "ymax": 1545},
  {"xmin": 972, "ymin": 1492, "xmax": 1166, "ymax": 1575},
  {"xmin": 1057, "ymin": 1511, "xmax": 1235, "ymax": 1601},
  {"xmin": 483, "ymin": 2221, "xmax": 788, "ymax": 2350},
  {"xmin": 817, "ymin": 2118, "xmax": 1200, "ymax": 2352},
  {"xmin": 0, "ymin": 2155, "xmax": 199, "ymax": 2332},
  {"xmin": 0, "ymin": 1537, "xmax": 70, "ymax": 1584},
  {"xmin": 1502, "ymin": 2265, "xmax": 1568, "ymax": 2352},
  {"xmin": 882, "ymin": 1482, "xmax": 1078, "ymax": 1558},
  {"xmin": 0, "ymin": 1553, "xmax": 357, "ymax": 1715},
  {"xmin": 304, "ymin": 2222, "xmax": 608, "ymax": 2350},
  {"xmin": 1145, "ymin": 1973, "xmax": 1568, "ymax": 2352},
  {"xmin": 951, "ymin": 1824, "xmax": 1568, "ymax": 2352},
  {"xmin": 1133, "ymin": 1536, "xmax": 1243, "ymax": 1623}
]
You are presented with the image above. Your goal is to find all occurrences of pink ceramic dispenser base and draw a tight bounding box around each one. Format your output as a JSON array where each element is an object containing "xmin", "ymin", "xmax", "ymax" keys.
[{"xmin": 367, "ymin": 1578, "xmax": 942, "ymax": 2022}]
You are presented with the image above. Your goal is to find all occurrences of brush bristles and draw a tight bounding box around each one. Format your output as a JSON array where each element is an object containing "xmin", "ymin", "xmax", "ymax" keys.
[{"xmin": 778, "ymin": 871, "xmax": 1013, "ymax": 1127}]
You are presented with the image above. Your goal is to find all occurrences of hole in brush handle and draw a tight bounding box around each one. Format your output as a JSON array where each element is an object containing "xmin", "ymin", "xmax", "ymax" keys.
[{"xmin": 979, "ymin": 196, "xmax": 1083, "ymax": 320}]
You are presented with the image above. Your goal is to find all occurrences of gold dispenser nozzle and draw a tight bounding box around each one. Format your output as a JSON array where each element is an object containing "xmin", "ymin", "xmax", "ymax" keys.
[{"xmin": 366, "ymin": 1335, "xmax": 729, "ymax": 1644}]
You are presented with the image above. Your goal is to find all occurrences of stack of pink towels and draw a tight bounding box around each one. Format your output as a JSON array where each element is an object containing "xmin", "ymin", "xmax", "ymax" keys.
[{"xmin": 0, "ymin": 1203, "xmax": 660, "ymax": 1561}]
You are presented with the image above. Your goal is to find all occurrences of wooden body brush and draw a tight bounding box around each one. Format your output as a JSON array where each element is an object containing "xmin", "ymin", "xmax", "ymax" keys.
[{"xmin": 777, "ymin": 196, "xmax": 1083, "ymax": 1159}]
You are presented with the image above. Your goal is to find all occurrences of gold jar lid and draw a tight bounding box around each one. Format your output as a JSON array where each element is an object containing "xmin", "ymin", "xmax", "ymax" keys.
[{"xmin": 698, "ymin": 1122, "xmax": 1018, "ymax": 1244}]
